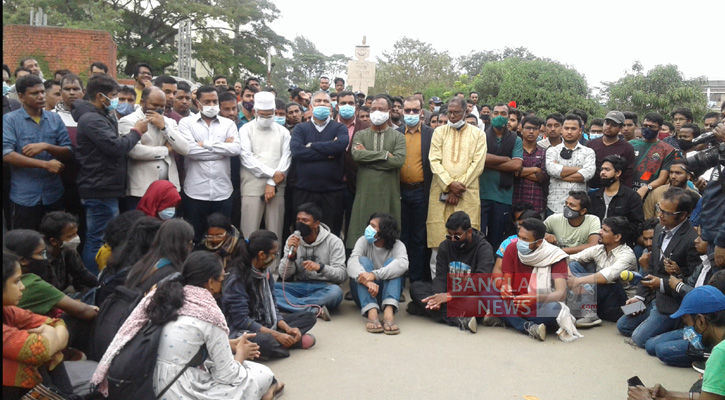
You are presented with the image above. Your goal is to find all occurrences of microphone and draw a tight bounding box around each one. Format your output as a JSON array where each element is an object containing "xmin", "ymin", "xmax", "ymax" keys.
[
  {"xmin": 288, "ymin": 230, "xmax": 301, "ymax": 259},
  {"xmin": 620, "ymin": 270, "xmax": 644, "ymax": 286}
]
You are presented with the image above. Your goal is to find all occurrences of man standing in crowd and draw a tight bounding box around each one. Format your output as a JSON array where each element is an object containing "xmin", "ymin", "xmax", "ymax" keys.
[
  {"xmin": 480, "ymin": 103, "xmax": 523, "ymax": 249},
  {"xmin": 3, "ymin": 74, "xmax": 72, "ymax": 230},
  {"xmin": 588, "ymin": 155, "xmax": 644, "ymax": 229},
  {"xmin": 43, "ymin": 80, "xmax": 62, "ymax": 112},
  {"xmin": 621, "ymin": 112, "xmax": 638, "ymax": 142},
  {"xmin": 319, "ymin": 76, "xmax": 330, "ymax": 93},
  {"xmin": 537, "ymin": 113, "xmax": 564, "ymax": 150},
  {"xmin": 643, "ymin": 160, "xmax": 699, "ymax": 220},
  {"xmin": 586, "ymin": 111, "xmax": 635, "ymax": 188},
  {"xmin": 544, "ymin": 191, "xmax": 601, "ymax": 255},
  {"xmin": 74, "ymin": 74, "xmax": 143, "ymax": 273},
  {"xmin": 426, "ymin": 97, "xmax": 487, "ymax": 277},
  {"xmin": 132, "ymin": 63, "xmax": 153, "ymax": 103},
  {"xmin": 213, "ymin": 75, "xmax": 228, "ymax": 90},
  {"xmin": 153, "ymin": 75, "xmax": 182, "ymax": 123},
  {"xmin": 290, "ymin": 91, "xmax": 349, "ymax": 236},
  {"xmin": 90, "ymin": 62, "xmax": 108, "ymax": 76},
  {"xmin": 513, "ymin": 116, "xmax": 548, "ymax": 216},
  {"xmin": 173, "ymin": 81, "xmax": 195, "ymax": 118},
  {"xmin": 389, "ymin": 96, "xmax": 404, "ymax": 129},
  {"xmin": 118, "ymin": 87, "xmax": 188, "ymax": 211},
  {"xmin": 334, "ymin": 77, "xmax": 345, "ymax": 93},
  {"xmin": 397, "ymin": 95, "xmax": 434, "ymax": 283},
  {"xmin": 178, "ymin": 86, "xmax": 241, "ymax": 242},
  {"xmin": 346, "ymin": 95, "xmax": 406, "ymax": 249},
  {"xmin": 545, "ymin": 114, "xmax": 596, "ymax": 215},
  {"xmin": 630, "ymin": 113, "xmax": 677, "ymax": 199},
  {"xmin": 239, "ymin": 85, "xmax": 257, "ymax": 125}
]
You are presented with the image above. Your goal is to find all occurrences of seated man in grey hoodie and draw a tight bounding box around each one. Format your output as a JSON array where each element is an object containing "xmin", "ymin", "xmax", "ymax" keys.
[{"xmin": 275, "ymin": 202, "xmax": 347, "ymax": 321}]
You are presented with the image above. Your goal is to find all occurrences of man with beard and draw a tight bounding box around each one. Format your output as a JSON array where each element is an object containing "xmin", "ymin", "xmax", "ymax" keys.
[
  {"xmin": 643, "ymin": 160, "xmax": 700, "ymax": 220},
  {"xmin": 630, "ymin": 112, "xmax": 677, "ymax": 199},
  {"xmin": 586, "ymin": 111, "xmax": 635, "ymax": 188},
  {"xmin": 588, "ymin": 155, "xmax": 644, "ymax": 237}
]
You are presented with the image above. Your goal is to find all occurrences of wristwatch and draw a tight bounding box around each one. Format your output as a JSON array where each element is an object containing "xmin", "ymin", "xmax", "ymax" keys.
[{"xmin": 646, "ymin": 184, "xmax": 653, "ymax": 191}]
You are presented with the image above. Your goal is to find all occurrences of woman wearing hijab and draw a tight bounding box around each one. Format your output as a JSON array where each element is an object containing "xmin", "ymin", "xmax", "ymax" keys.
[{"xmin": 136, "ymin": 180, "xmax": 181, "ymax": 220}]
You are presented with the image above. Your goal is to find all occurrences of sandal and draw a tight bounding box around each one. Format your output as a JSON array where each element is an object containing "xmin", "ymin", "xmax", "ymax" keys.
[
  {"xmin": 273, "ymin": 382, "xmax": 285, "ymax": 399},
  {"xmin": 383, "ymin": 320, "xmax": 400, "ymax": 335},
  {"xmin": 366, "ymin": 318, "xmax": 383, "ymax": 333}
]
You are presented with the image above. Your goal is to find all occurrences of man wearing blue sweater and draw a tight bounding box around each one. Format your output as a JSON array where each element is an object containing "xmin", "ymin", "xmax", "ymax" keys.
[{"xmin": 290, "ymin": 91, "xmax": 349, "ymax": 236}]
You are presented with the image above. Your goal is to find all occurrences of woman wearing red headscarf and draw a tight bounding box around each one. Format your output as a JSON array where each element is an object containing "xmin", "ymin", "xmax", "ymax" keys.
[{"xmin": 136, "ymin": 180, "xmax": 181, "ymax": 220}]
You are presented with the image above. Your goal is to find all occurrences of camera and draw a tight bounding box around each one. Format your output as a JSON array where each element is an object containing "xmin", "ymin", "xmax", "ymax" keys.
[{"xmin": 685, "ymin": 142, "xmax": 725, "ymax": 178}]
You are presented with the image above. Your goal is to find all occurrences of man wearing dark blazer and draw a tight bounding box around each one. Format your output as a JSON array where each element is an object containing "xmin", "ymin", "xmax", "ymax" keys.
[
  {"xmin": 397, "ymin": 95, "xmax": 434, "ymax": 283},
  {"xmin": 339, "ymin": 91, "xmax": 371, "ymax": 241},
  {"xmin": 617, "ymin": 186, "xmax": 700, "ymax": 348}
]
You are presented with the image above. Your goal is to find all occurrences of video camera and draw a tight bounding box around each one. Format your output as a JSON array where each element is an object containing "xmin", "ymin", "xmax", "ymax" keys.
[{"xmin": 685, "ymin": 142, "xmax": 725, "ymax": 178}]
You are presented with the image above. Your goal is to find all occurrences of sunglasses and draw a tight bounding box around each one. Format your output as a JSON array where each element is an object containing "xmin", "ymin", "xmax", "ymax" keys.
[{"xmin": 445, "ymin": 234, "xmax": 464, "ymax": 241}]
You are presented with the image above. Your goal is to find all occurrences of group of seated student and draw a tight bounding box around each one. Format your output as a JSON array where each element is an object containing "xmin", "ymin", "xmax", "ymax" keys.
[{"xmin": 3, "ymin": 65, "xmax": 725, "ymax": 399}]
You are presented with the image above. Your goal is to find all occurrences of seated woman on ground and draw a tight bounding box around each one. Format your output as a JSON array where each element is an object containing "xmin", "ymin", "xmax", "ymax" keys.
[
  {"xmin": 222, "ymin": 230, "xmax": 317, "ymax": 360},
  {"xmin": 92, "ymin": 251, "xmax": 284, "ymax": 400},
  {"xmin": 95, "ymin": 210, "xmax": 145, "ymax": 272},
  {"xmin": 3, "ymin": 251, "xmax": 72, "ymax": 399},
  {"xmin": 347, "ymin": 213, "xmax": 409, "ymax": 335},
  {"xmin": 199, "ymin": 212, "xmax": 243, "ymax": 269},
  {"xmin": 124, "ymin": 219, "xmax": 194, "ymax": 293},
  {"xmin": 136, "ymin": 180, "xmax": 181, "ymax": 220}
]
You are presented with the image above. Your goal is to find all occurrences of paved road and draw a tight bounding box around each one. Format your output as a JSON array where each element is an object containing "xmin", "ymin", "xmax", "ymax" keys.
[{"xmin": 264, "ymin": 287, "xmax": 698, "ymax": 399}]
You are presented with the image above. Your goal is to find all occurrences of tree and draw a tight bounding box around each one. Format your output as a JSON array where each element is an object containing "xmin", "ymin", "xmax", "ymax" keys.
[
  {"xmin": 372, "ymin": 37, "xmax": 457, "ymax": 96},
  {"xmin": 267, "ymin": 36, "xmax": 348, "ymax": 93},
  {"xmin": 471, "ymin": 57, "xmax": 602, "ymax": 117},
  {"xmin": 603, "ymin": 63, "xmax": 708, "ymax": 122},
  {"xmin": 457, "ymin": 46, "xmax": 540, "ymax": 77}
]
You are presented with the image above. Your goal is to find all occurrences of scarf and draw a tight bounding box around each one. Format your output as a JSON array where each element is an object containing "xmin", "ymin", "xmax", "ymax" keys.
[
  {"xmin": 136, "ymin": 180, "xmax": 181, "ymax": 219},
  {"xmin": 202, "ymin": 226, "xmax": 240, "ymax": 261},
  {"xmin": 250, "ymin": 267, "xmax": 278, "ymax": 329},
  {"xmin": 518, "ymin": 241, "xmax": 583, "ymax": 342},
  {"xmin": 91, "ymin": 285, "xmax": 228, "ymax": 396}
]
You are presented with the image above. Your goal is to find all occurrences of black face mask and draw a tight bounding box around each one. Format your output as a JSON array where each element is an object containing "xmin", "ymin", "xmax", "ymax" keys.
[
  {"xmin": 560, "ymin": 148, "xmax": 573, "ymax": 160},
  {"xmin": 677, "ymin": 139, "xmax": 694, "ymax": 151},
  {"xmin": 600, "ymin": 177, "xmax": 618, "ymax": 187},
  {"xmin": 25, "ymin": 259, "xmax": 52, "ymax": 281},
  {"xmin": 480, "ymin": 114, "xmax": 490, "ymax": 122},
  {"xmin": 295, "ymin": 221, "xmax": 313, "ymax": 237},
  {"xmin": 450, "ymin": 238, "xmax": 468, "ymax": 251}
]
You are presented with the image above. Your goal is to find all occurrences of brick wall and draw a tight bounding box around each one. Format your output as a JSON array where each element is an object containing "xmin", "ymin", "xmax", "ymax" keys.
[{"xmin": 3, "ymin": 25, "xmax": 117, "ymax": 79}]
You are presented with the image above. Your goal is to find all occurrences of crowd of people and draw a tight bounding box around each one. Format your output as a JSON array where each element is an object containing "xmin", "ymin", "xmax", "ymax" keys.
[{"xmin": 3, "ymin": 57, "xmax": 725, "ymax": 399}]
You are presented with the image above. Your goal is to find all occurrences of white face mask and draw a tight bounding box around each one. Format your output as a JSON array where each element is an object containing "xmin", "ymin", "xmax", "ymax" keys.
[
  {"xmin": 61, "ymin": 236, "xmax": 81, "ymax": 252},
  {"xmin": 370, "ymin": 110, "xmax": 390, "ymax": 126},
  {"xmin": 256, "ymin": 116, "xmax": 274, "ymax": 129},
  {"xmin": 158, "ymin": 207, "xmax": 176, "ymax": 220},
  {"xmin": 448, "ymin": 119, "xmax": 465, "ymax": 129},
  {"xmin": 201, "ymin": 105, "xmax": 220, "ymax": 118}
]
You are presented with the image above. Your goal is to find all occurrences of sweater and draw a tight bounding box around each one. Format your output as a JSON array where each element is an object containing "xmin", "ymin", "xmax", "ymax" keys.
[
  {"xmin": 290, "ymin": 120, "xmax": 349, "ymax": 192},
  {"xmin": 279, "ymin": 223, "xmax": 347, "ymax": 284},
  {"xmin": 432, "ymin": 229, "xmax": 495, "ymax": 293},
  {"xmin": 347, "ymin": 237, "xmax": 409, "ymax": 282},
  {"xmin": 221, "ymin": 271, "xmax": 284, "ymax": 334}
]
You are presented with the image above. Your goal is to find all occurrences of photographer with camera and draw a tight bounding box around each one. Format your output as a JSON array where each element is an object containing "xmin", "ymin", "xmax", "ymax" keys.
[{"xmin": 693, "ymin": 121, "xmax": 725, "ymax": 268}]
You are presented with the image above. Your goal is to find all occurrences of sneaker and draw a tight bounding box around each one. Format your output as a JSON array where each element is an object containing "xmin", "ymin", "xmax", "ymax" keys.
[
  {"xmin": 692, "ymin": 360, "xmax": 706, "ymax": 374},
  {"xmin": 457, "ymin": 317, "xmax": 477, "ymax": 333},
  {"xmin": 575, "ymin": 315, "xmax": 602, "ymax": 328},
  {"xmin": 317, "ymin": 306, "xmax": 331, "ymax": 321},
  {"xmin": 483, "ymin": 315, "xmax": 504, "ymax": 328},
  {"xmin": 344, "ymin": 291, "xmax": 353, "ymax": 301},
  {"xmin": 524, "ymin": 322, "xmax": 546, "ymax": 341}
]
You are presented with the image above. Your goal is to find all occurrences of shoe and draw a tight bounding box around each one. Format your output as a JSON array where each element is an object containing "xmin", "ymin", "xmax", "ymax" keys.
[
  {"xmin": 406, "ymin": 301, "xmax": 426, "ymax": 316},
  {"xmin": 524, "ymin": 322, "xmax": 546, "ymax": 341},
  {"xmin": 483, "ymin": 315, "xmax": 504, "ymax": 327},
  {"xmin": 317, "ymin": 306, "xmax": 331, "ymax": 321},
  {"xmin": 399, "ymin": 293, "xmax": 406, "ymax": 302},
  {"xmin": 575, "ymin": 315, "xmax": 602, "ymax": 328},
  {"xmin": 344, "ymin": 291, "xmax": 353, "ymax": 301},
  {"xmin": 299, "ymin": 334, "xmax": 316, "ymax": 349},
  {"xmin": 692, "ymin": 360, "xmax": 706, "ymax": 374},
  {"xmin": 457, "ymin": 317, "xmax": 477, "ymax": 333}
]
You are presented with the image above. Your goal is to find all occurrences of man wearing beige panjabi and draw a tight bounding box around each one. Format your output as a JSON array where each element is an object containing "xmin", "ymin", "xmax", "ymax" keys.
[{"xmin": 426, "ymin": 97, "xmax": 487, "ymax": 276}]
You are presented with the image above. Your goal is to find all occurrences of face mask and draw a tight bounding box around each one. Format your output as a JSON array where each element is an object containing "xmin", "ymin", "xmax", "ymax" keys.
[
  {"xmin": 370, "ymin": 111, "xmax": 389, "ymax": 126},
  {"xmin": 295, "ymin": 221, "xmax": 313, "ymax": 237},
  {"xmin": 262, "ymin": 253, "xmax": 277, "ymax": 267},
  {"xmin": 683, "ymin": 326, "xmax": 704, "ymax": 350},
  {"xmin": 563, "ymin": 206, "xmax": 580, "ymax": 219},
  {"xmin": 480, "ymin": 114, "xmax": 491, "ymax": 122},
  {"xmin": 677, "ymin": 139, "xmax": 694, "ymax": 151},
  {"xmin": 491, "ymin": 115, "xmax": 508, "ymax": 129},
  {"xmin": 26, "ymin": 258, "xmax": 51, "ymax": 278},
  {"xmin": 3, "ymin": 82, "xmax": 9, "ymax": 97},
  {"xmin": 433, "ymin": 106, "xmax": 440, "ymax": 113},
  {"xmin": 201, "ymin": 105, "xmax": 220, "ymax": 118},
  {"xmin": 158, "ymin": 207, "xmax": 175, "ymax": 220},
  {"xmin": 404, "ymin": 114, "xmax": 420, "ymax": 127},
  {"xmin": 331, "ymin": 101, "xmax": 337, "ymax": 109},
  {"xmin": 448, "ymin": 119, "xmax": 465, "ymax": 129},
  {"xmin": 600, "ymin": 177, "xmax": 617, "ymax": 187},
  {"xmin": 257, "ymin": 116, "xmax": 274, "ymax": 129},
  {"xmin": 364, "ymin": 225, "xmax": 377, "ymax": 243},
  {"xmin": 641, "ymin": 127, "xmax": 658, "ymax": 140},
  {"xmin": 116, "ymin": 102, "xmax": 135, "ymax": 117},
  {"xmin": 274, "ymin": 116, "xmax": 286, "ymax": 125},
  {"xmin": 242, "ymin": 101, "xmax": 254, "ymax": 111},
  {"xmin": 450, "ymin": 238, "xmax": 467, "ymax": 251},
  {"xmin": 61, "ymin": 236, "xmax": 81, "ymax": 252},
  {"xmin": 339, "ymin": 104, "xmax": 355, "ymax": 119},
  {"xmin": 313, "ymin": 106, "xmax": 331, "ymax": 120},
  {"xmin": 517, "ymin": 239, "xmax": 535, "ymax": 256},
  {"xmin": 102, "ymin": 94, "xmax": 119, "ymax": 112}
]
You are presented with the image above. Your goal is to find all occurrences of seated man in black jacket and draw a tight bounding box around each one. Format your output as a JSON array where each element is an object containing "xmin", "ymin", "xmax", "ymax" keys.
[
  {"xmin": 588, "ymin": 154, "xmax": 644, "ymax": 232},
  {"xmin": 408, "ymin": 211, "xmax": 494, "ymax": 333},
  {"xmin": 40, "ymin": 211, "xmax": 98, "ymax": 292}
]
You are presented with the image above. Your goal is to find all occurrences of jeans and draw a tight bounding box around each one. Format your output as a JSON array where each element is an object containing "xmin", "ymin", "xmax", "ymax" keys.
[
  {"xmin": 617, "ymin": 302, "xmax": 677, "ymax": 348},
  {"xmin": 350, "ymin": 257, "xmax": 404, "ymax": 316},
  {"xmin": 480, "ymin": 200, "xmax": 512, "ymax": 250},
  {"xmin": 81, "ymin": 198, "xmax": 119, "ymax": 275},
  {"xmin": 400, "ymin": 186, "xmax": 429, "ymax": 283},
  {"xmin": 568, "ymin": 261, "xmax": 628, "ymax": 322},
  {"xmin": 274, "ymin": 281, "xmax": 343, "ymax": 314},
  {"xmin": 501, "ymin": 302, "xmax": 562, "ymax": 335},
  {"xmin": 645, "ymin": 329, "xmax": 692, "ymax": 367},
  {"xmin": 182, "ymin": 192, "xmax": 233, "ymax": 243}
]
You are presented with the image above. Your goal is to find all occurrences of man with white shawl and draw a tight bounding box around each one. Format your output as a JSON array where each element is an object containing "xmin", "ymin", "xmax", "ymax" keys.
[{"xmin": 498, "ymin": 218, "xmax": 583, "ymax": 342}]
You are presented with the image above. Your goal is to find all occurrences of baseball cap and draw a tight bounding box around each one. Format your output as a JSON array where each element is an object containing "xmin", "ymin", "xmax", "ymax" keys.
[
  {"xmin": 430, "ymin": 96, "xmax": 443, "ymax": 104},
  {"xmin": 604, "ymin": 111, "xmax": 625, "ymax": 125},
  {"xmin": 670, "ymin": 285, "xmax": 725, "ymax": 319}
]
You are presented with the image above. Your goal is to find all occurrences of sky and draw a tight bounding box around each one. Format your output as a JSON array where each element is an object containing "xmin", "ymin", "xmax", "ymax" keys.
[{"xmin": 268, "ymin": 0, "xmax": 725, "ymax": 91}]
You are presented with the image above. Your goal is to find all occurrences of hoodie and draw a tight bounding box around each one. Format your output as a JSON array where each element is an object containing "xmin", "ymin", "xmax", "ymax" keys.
[
  {"xmin": 433, "ymin": 229, "xmax": 495, "ymax": 294},
  {"xmin": 279, "ymin": 223, "xmax": 347, "ymax": 284},
  {"xmin": 73, "ymin": 100, "xmax": 141, "ymax": 198}
]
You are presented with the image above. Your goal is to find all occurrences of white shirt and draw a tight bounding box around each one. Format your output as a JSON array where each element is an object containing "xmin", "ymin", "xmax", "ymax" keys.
[
  {"xmin": 545, "ymin": 142, "xmax": 596, "ymax": 213},
  {"xmin": 570, "ymin": 244, "xmax": 637, "ymax": 283},
  {"xmin": 238, "ymin": 120, "xmax": 291, "ymax": 187},
  {"xmin": 313, "ymin": 117, "xmax": 331, "ymax": 132},
  {"xmin": 177, "ymin": 114, "xmax": 241, "ymax": 201}
]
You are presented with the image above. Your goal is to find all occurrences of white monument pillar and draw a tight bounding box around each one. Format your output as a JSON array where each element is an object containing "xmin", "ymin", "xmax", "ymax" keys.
[{"xmin": 347, "ymin": 36, "xmax": 376, "ymax": 95}]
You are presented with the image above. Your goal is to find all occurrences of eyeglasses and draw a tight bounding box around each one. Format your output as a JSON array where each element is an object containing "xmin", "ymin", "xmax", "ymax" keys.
[
  {"xmin": 32, "ymin": 249, "xmax": 47, "ymax": 260},
  {"xmin": 403, "ymin": 108, "xmax": 421, "ymax": 114},
  {"xmin": 445, "ymin": 234, "xmax": 463, "ymax": 241},
  {"xmin": 522, "ymin": 126, "xmax": 538, "ymax": 132},
  {"xmin": 656, "ymin": 203, "xmax": 683, "ymax": 217},
  {"xmin": 205, "ymin": 233, "xmax": 227, "ymax": 240}
]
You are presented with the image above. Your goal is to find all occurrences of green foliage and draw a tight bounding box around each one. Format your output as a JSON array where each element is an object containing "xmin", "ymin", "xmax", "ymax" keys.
[
  {"xmin": 457, "ymin": 46, "xmax": 540, "ymax": 77},
  {"xmin": 268, "ymin": 36, "xmax": 349, "ymax": 92},
  {"xmin": 603, "ymin": 63, "xmax": 708, "ymax": 122}
]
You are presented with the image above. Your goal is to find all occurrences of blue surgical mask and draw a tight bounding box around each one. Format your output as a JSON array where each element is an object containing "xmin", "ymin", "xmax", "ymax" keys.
[
  {"xmin": 102, "ymin": 94, "xmax": 119, "ymax": 112},
  {"xmin": 433, "ymin": 106, "xmax": 440, "ymax": 113},
  {"xmin": 2, "ymin": 82, "xmax": 9, "ymax": 97},
  {"xmin": 158, "ymin": 207, "xmax": 175, "ymax": 220},
  {"xmin": 331, "ymin": 101, "xmax": 337, "ymax": 109},
  {"xmin": 274, "ymin": 116, "xmax": 286, "ymax": 125},
  {"xmin": 312, "ymin": 106, "xmax": 330, "ymax": 120},
  {"xmin": 404, "ymin": 114, "xmax": 420, "ymax": 127},
  {"xmin": 683, "ymin": 326, "xmax": 704, "ymax": 350},
  {"xmin": 364, "ymin": 225, "xmax": 377, "ymax": 244},
  {"xmin": 116, "ymin": 102, "xmax": 135, "ymax": 117},
  {"xmin": 339, "ymin": 104, "xmax": 355, "ymax": 119},
  {"xmin": 517, "ymin": 239, "xmax": 535, "ymax": 256}
]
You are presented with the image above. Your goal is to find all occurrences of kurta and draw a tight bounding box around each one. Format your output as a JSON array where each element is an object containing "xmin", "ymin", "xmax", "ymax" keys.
[
  {"xmin": 346, "ymin": 127, "xmax": 406, "ymax": 248},
  {"xmin": 426, "ymin": 124, "xmax": 487, "ymax": 248}
]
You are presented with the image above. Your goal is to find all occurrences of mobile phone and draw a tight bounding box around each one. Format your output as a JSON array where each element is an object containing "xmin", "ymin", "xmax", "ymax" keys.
[
  {"xmin": 621, "ymin": 301, "xmax": 646, "ymax": 316},
  {"xmin": 627, "ymin": 376, "xmax": 644, "ymax": 387},
  {"xmin": 439, "ymin": 193, "xmax": 449, "ymax": 202}
]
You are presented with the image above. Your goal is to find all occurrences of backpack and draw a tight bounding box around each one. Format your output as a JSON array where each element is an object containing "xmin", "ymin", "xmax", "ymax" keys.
[
  {"xmin": 90, "ymin": 285, "xmax": 144, "ymax": 361},
  {"xmin": 105, "ymin": 321, "xmax": 206, "ymax": 400}
]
